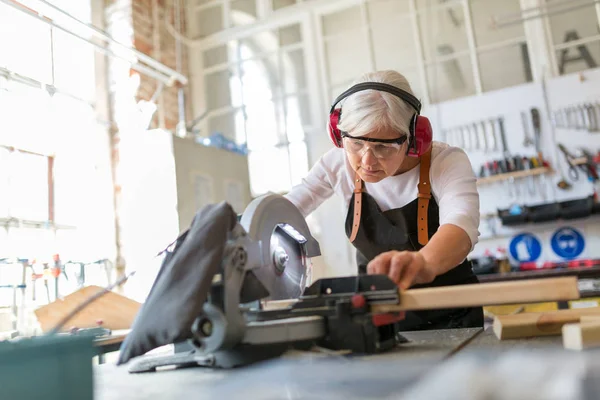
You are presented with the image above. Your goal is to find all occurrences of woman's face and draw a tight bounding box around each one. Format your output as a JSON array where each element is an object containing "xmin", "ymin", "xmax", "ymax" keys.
[{"xmin": 343, "ymin": 127, "xmax": 409, "ymax": 183}]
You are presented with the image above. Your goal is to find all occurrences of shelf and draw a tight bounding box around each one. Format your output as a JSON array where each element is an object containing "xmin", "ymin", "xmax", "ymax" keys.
[
  {"xmin": 477, "ymin": 167, "xmax": 553, "ymax": 185},
  {"xmin": 476, "ymin": 266, "xmax": 600, "ymax": 283}
]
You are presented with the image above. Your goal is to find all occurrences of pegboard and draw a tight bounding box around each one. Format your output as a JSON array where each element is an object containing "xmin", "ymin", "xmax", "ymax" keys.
[{"xmin": 423, "ymin": 66, "xmax": 600, "ymax": 259}]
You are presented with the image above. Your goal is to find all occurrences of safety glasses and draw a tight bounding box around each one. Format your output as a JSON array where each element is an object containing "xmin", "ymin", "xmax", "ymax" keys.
[{"xmin": 342, "ymin": 133, "xmax": 407, "ymax": 159}]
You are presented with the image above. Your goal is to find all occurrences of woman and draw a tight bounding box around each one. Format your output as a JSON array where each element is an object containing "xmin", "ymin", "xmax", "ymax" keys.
[{"xmin": 285, "ymin": 70, "xmax": 483, "ymax": 331}]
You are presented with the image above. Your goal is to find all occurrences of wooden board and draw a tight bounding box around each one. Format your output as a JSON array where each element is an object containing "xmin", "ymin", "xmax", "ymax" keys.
[
  {"xmin": 493, "ymin": 306, "xmax": 600, "ymax": 340},
  {"xmin": 463, "ymin": 326, "xmax": 564, "ymax": 350},
  {"xmin": 562, "ymin": 320, "xmax": 600, "ymax": 350},
  {"xmin": 581, "ymin": 316, "xmax": 600, "ymax": 323},
  {"xmin": 371, "ymin": 277, "xmax": 580, "ymax": 313},
  {"xmin": 34, "ymin": 286, "xmax": 141, "ymax": 332}
]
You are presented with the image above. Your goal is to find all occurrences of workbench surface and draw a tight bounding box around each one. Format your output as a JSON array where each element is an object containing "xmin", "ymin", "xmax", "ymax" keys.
[{"xmin": 94, "ymin": 327, "xmax": 600, "ymax": 399}]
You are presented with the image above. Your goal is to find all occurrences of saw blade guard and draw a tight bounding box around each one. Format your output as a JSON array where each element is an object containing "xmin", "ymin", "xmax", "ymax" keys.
[{"xmin": 240, "ymin": 194, "xmax": 321, "ymax": 300}]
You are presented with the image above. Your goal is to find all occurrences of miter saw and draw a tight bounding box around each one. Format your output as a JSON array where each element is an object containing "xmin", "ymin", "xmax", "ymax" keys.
[{"xmin": 120, "ymin": 194, "xmax": 406, "ymax": 373}]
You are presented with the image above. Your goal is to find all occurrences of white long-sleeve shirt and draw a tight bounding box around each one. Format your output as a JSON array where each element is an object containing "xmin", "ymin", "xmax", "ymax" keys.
[{"xmin": 285, "ymin": 141, "xmax": 481, "ymax": 249}]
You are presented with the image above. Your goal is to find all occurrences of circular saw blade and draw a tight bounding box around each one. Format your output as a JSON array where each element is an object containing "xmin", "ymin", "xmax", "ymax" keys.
[
  {"xmin": 261, "ymin": 225, "xmax": 307, "ymax": 300},
  {"xmin": 239, "ymin": 194, "xmax": 321, "ymax": 301}
]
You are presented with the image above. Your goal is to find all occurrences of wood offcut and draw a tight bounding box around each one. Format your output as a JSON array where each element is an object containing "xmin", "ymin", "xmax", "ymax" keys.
[
  {"xmin": 34, "ymin": 285, "xmax": 141, "ymax": 332},
  {"xmin": 493, "ymin": 306, "xmax": 600, "ymax": 340}
]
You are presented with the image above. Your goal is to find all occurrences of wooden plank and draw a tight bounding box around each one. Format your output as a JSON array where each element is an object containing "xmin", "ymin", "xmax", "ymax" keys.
[
  {"xmin": 371, "ymin": 277, "xmax": 580, "ymax": 313},
  {"xmin": 464, "ymin": 326, "xmax": 564, "ymax": 351},
  {"xmin": 581, "ymin": 316, "xmax": 600, "ymax": 323},
  {"xmin": 264, "ymin": 277, "xmax": 580, "ymax": 313},
  {"xmin": 34, "ymin": 286, "xmax": 141, "ymax": 332},
  {"xmin": 493, "ymin": 307, "xmax": 600, "ymax": 340},
  {"xmin": 562, "ymin": 321, "xmax": 600, "ymax": 350}
]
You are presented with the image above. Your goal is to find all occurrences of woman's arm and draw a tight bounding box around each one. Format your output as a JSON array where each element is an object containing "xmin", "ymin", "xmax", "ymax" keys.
[{"xmin": 419, "ymin": 223, "xmax": 472, "ymax": 275}]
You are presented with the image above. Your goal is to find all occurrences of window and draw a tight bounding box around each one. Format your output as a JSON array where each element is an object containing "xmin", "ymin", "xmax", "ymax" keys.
[
  {"xmin": 470, "ymin": 0, "xmax": 531, "ymax": 92},
  {"xmin": 316, "ymin": 0, "xmax": 532, "ymax": 105},
  {"xmin": 545, "ymin": 0, "xmax": 600, "ymax": 75},
  {"xmin": 0, "ymin": 147, "xmax": 52, "ymax": 222},
  {"xmin": 0, "ymin": 1, "xmax": 113, "ymax": 265},
  {"xmin": 321, "ymin": 5, "xmax": 373, "ymax": 98},
  {"xmin": 0, "ymin": 1, "xmax": 95, "ymax": 102},
  {"xmin": 198, "ymin": 19, "xmax": 311, "ymax": 196}
]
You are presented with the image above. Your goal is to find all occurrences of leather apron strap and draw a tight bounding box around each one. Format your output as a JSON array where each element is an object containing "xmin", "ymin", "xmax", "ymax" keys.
[
  {"xmin": 349, "ymin": 177, "xmax": 363, "ymax": 243},
  {"xmin": 349, "ymin": 148, "xmax": 433, "ymax": 245},
  {"xmin": 417, "ymin": 148, "xmax": 432, "ymax": 246}
]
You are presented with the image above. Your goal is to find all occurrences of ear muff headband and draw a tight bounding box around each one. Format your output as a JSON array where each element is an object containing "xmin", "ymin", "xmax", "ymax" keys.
[{"xmin": 329, "ymin": 82, "xmax": 422, "ymax": 115}]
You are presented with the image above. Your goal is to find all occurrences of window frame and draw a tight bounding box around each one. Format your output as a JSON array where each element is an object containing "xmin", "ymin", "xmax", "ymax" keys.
[
  {"xmin": 0, "ymin": 145, "xmax": 55, "ymax": 225},
  {"xmin": 189, "ymin": 4, "xmax": 317, "ymax": 197}
]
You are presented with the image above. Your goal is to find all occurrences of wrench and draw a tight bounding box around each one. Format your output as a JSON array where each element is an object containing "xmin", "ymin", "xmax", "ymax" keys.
[
  {"xmin": 488, "ymin": 118, "xmax": 498, "ymax": 151},
  {"xmin": 498, "ymin": 116, "xmax": 510, "ymax": 159},
  {"xmin": 521, "ymin": 111, "xmax": 534, "ymax": 147},
  {"xmin": 586, "ymin": 103, "xmax": 599, "ymax": 132},
  {"xmin": 578, "ymin": 104, "xmax": 589, "ymax": 130},
  {"xmin": 478, "ymin": 121, "xmax": 488, "ymax": 151},
  {"xmin": 566, "ymin": 107, "xmax": 576, "ymax": 129},
  {"xmin": 461, "ymin": 126, "xmax": 470, "ymax": 150},
  {"xmin": 470, "ymin": 124, "xmax": 479, "ymax": 150}
]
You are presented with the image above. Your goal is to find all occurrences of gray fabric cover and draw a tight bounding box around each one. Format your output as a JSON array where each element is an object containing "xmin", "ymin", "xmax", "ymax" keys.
[{"xmin": 117, "ymin": 201, "xmax": 237, "ymax": 365}]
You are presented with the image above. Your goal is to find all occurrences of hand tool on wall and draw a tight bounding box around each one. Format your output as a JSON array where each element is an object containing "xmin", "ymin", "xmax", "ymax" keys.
[
  {"xmin": 470, "ymin": 123, "xmax": 480, "ymax": 150},
  {"xmin": 461, "ymin": 125, "xmax": 470, "ymax": 150},
  {"xmin": 488, "ymin": 118, "xmax": 498, "ymax": 151},
  {"xmin": 594, "ymin": 102, "xmax": 600, "ymax": 132},
  {"xmin": 522, "ymin": 156, "xmax": 536, "ymax": 195},
  {"xmin": 554, "ymin": 102, "xmax": 600, "ymax": 132},
  {"xmin": 555, "ymin": 143, "xmax": 574, "ymax": 190},
  {"xmin": 530, "ymin": 108, "xmax": 543, "ymax": 161},
  {"xmin": 497, "ymin": 117, "xmax": 518, "ymax": 198},
  {"xmin": 579, "ymin": 149, "xmax": 600, "ymax": 182},
  {"xmin": 521, "ymin": 111, "xmax": 534, "ymax": 147},
  {"xmin": 574, "ymin": 106, "xmax": 584, "ymax": 129},
  {"xmin": 556, "ymin": 143, "xmax": 599, "ymax": 184},
  {"xmin": 571, "ymin": 106, "xmax": 581, "ymax": 129},
  {"xmin": 529, "ymin": 107, "xmax": 552, "ymax": 197},
  {"xmin": 498, "ymin": 116, "xmax": 510, "ymax": 159},
  {"xmin": 579, "ymin": 104, "xmax": 591, "ymax": 131},
  {"xmin": 478, "ymin": 121, "xmax": 488, "ymax": 151},
  {"xmin": 585, "ymin": 103, "xmax": 599, "ymax": 132}
]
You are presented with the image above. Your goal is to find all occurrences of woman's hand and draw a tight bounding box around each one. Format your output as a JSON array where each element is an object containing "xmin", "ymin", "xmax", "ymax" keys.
[{"xmin": 366, "ymin": 250, "xmax": 436, "ymax": 289}]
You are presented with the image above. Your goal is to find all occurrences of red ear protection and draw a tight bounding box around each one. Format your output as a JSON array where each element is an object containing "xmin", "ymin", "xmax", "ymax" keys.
[
  {"xmin": 328, "ymin": 82, "xmax": 432, "ymax": 157},
  {"xmin": 328, "ymin": 108, "xmax": 343, "ymax": 148},
  {"xmin": 407, "ymin": 113, "xmax": 433, "ymax": 157}
]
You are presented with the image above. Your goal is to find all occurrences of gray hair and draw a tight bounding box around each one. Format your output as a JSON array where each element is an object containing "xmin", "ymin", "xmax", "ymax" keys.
[{"xmin": 335, "ymin": 70, "xmax": 417, "ymax": 138}]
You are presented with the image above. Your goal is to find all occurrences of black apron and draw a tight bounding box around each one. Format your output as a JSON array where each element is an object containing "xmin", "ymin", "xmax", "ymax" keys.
[{"xmin": 344, "ymin": 174, "xmax": 484, "ymax": 332}]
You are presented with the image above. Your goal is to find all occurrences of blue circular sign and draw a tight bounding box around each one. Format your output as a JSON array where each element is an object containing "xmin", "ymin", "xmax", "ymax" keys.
[
  {"xmin": 551, "ymin": 227, "xmax": 585, "ymax": 260},
  {"xmin": 509, "ymin": 233, "xmax": 542, "ymax": 262}
]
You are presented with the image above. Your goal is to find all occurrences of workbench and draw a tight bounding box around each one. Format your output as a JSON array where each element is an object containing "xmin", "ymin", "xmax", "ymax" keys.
[{"xmin": 93, "ymin": 327, "xmax": 600, "ymax": 399}]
